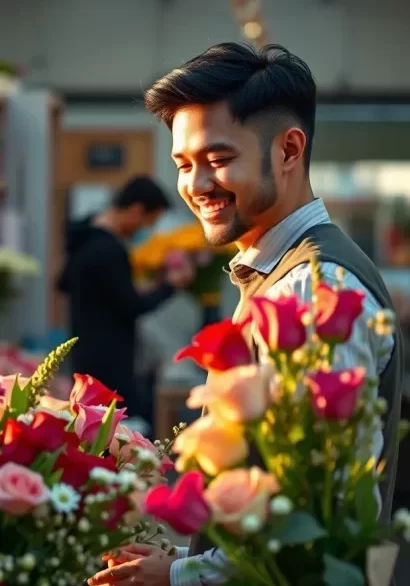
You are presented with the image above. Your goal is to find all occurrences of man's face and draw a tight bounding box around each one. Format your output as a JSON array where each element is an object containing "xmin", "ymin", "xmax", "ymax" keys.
[{"xmin": 172, "ymin": 102, "xmax": 277, "ymax": 247}]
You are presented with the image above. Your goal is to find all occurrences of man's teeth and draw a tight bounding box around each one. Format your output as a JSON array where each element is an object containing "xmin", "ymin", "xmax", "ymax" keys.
[{"xmin": 200, "ymin": 200, "xmax": 229, "ymax": 214}]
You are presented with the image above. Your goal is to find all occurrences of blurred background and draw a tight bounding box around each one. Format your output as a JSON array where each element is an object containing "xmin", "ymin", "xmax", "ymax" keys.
[{"xmin": 1, "ymin": 0, "xmax": 410, "ymax": 442}]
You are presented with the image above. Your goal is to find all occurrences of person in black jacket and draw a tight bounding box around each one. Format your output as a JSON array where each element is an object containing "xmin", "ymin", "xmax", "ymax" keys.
[{"xmin": 58, "ymin": 176, "xmax": 193, "ymax": 417}]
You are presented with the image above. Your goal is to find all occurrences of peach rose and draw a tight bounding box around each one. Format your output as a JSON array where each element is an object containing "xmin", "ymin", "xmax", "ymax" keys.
[
  {"xmin": 187, "ymin": 363, "xmax": 274, "ymax": 424},
  {"xmin": 173, "ymin": 415, "xmax": 248, "ymax": 476},
  {"xmin": 205, "ymin": 466, "xmax": 279, "ymax": 534},
  {"xmin": 0, "ymin": 462, "xmax": 50, "ymax": 515},
  {"xmin": 109, "ymin": 424, "xmax": 173, "ymax": 475}
]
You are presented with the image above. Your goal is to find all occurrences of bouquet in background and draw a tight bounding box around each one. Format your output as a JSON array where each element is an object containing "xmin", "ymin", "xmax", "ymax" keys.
[
  {"xmin": 130, "ymin": 220, "xmax": 235, "ymax": 325},
  {"xmin": 0, "ymin": 338, "xmax": 178, "ymax": 586},
  {"xmin": 145, "ymin": 259, "xmax": 410, "ymax": 586}
]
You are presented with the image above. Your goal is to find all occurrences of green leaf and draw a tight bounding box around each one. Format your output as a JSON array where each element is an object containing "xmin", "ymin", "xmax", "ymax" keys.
[
  {"xmin": 90, "ymin": 399, "xmax": 117, "ymax": 455},
  {"xmin": 30, "ymin": 449, "xmax": 63, "ymax": 483},
  {"xmin": 324, "ymin": 554, "xmax": 365, "ymax": 586},
  {"xmin": 344, "ymin": 518, "xmax": 360, "ymax": 536},
  {"xmin": 9, "ymin": 375, "xmax": 30, "ymax": 416},
  {"xmin": 273, "ymin": 511, "xmax": 327, "ymax": 545},
  {"xmin": 354, "ymin": 472, "xmax": 378, "ymax": 529},
  {"xmin": 0, "ymin": 405, "xmax": 10, "ymax": 431}
]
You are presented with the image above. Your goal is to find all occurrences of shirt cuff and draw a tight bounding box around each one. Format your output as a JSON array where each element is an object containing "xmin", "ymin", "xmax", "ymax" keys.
[
  {"xmin": 170, "ymin": 556, "xmax": 202, "ymax": 586},
  {"xmin": 175, "ymin": 546, "xmax": 189, "ymax": 559}
]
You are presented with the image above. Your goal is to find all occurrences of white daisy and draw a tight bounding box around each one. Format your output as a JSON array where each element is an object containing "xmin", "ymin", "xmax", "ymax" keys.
[{"xmin": 50, "ymin": 483, "xmax": 81, "ymax": 513}]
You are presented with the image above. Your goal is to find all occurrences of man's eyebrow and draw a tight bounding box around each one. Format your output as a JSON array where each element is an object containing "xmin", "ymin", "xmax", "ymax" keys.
[{"xmin": 172, "ymin": 142, "xmax": 238, "ymax": 159}]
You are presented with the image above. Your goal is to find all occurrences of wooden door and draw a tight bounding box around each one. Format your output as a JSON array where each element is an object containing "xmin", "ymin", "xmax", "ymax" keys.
[{"xmin": 50, "ymin": 129, "xmax": 154, "ymax": 328}]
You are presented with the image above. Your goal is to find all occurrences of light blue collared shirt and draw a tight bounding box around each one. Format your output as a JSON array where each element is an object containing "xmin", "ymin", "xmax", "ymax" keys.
[{"xmin": 170, "ymin": 198, "xmax": 394, "ymax": 586}]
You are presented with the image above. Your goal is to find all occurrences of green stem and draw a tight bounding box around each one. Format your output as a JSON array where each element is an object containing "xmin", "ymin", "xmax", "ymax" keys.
[
  {"xmin": 205, "ymin": 526, "xmax": 271, "ymax": 586},
  {"xmin": 266, "ymin": 557, "xmax": 291, "ymax": 586},
  {"xmin": 251, "ymin": 423, "xmax": 273, "ymax": 473},
  {"xmin": 322, "ymin": 464, "xmax": 333, "ymax": 528}
]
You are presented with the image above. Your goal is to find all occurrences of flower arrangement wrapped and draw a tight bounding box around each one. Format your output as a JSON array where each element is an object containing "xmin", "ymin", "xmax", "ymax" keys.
[
  {"xmin": 144, "ymin": 259, "xmax": 410, "ymax": 586},
  {"xmin": 0, "ymin": 338, "xmax": 178, "ymax": 586},
  {"xmin": 130, "ymin": 220, "xmax": 235, "ymax": 325}
]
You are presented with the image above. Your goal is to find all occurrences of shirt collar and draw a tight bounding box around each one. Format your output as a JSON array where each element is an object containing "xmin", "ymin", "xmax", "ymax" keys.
[{"xmin": 229, "ymin": 198, "xmax": 330, "ymax": 275}]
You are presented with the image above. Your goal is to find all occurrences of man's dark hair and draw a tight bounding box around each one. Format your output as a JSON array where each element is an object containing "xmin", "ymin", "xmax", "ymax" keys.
[
  {"xmin": 145, "ymin": 42, "xmax": 316, "ymax": 166},
  {"xmin": 112, "ymin": 176, "xmax": 170, "ymax": 212}
]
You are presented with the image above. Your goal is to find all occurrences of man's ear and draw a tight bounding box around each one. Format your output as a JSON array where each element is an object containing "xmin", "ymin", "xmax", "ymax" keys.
[{"xmin": 278, "ymin": 127, "xmax": 307, "ymax": 171}]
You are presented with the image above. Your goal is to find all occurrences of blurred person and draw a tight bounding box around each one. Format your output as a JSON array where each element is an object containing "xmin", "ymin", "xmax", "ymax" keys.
[
  {"xmin": 88, "ymin": 43, "xmax": 404, "ymax": 586},
  {"xmin": 58, "ymin": 176, "xmax": 193, "ymax": 418}
]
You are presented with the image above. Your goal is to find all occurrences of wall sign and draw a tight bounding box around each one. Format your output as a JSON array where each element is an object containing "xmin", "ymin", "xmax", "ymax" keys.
[{"xmin": 87, "ymin": 143, "xmax": 124, "ymax": 169}]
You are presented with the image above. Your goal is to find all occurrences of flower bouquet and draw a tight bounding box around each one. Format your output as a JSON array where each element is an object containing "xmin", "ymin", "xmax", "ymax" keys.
[
  {"xmin": 130, "ymin": 220, "xmax": 235, "ymax": 326},
  {"xmin": 144, "ymin": 260, "xmax": 410, "ymax": 586},
  {"xmin": 0, "ymin": 338, "xmax": 178, "ymax": 586}
]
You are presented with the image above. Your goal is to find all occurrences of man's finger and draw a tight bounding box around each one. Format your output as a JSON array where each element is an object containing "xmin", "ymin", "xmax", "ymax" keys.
[
  {"xmin": 101, "ymin": 551, "xmax": 143, "ymax": 564},
  {"xmin": 121, "ymin": 544, "xmax": 153, "ymax": 556},
  {"xmin": 88, "ymin": 561, "xmax": 139, "ymax": 585}
]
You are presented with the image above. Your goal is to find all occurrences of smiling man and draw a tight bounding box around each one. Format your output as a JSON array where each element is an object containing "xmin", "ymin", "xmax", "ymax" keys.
[{"xmin": 88, "ymin": 43, "xmax": 403, "ymax": 586}]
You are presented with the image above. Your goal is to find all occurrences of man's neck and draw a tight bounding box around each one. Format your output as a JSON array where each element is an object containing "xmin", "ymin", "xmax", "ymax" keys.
[{"xmin": 93, "ymin": 211, "xmax": 122, "ymax": 238}]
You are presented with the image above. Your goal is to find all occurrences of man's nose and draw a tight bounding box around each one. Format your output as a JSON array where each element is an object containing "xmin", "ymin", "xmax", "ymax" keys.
[{"xmin": 187, "ymin": 168, "xmax": 214, "ymax": 198}]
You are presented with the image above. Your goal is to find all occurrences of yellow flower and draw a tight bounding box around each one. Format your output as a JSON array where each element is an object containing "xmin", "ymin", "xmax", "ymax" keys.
[
  {"xmin": 130, "ymin": 221, "xmax": 236, "ymax": 273},
  {"xmin": 173, "ymin": 415, "xmax": 248, "ymax": 476},
  {"xmin": 186, "ymin": 364, "xmax": 274, "ymax": 425}
]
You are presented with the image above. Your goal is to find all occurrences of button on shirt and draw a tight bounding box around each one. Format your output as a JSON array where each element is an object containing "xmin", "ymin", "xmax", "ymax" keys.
[{"xmin": 170, "ymin": 198, "xmax": 394, "ymax": 586}]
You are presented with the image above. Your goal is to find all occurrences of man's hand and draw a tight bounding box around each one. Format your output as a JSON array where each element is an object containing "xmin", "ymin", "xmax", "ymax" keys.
[{"xmin": 88, "ymin": 544, "xmax": 176, "ymax": 586}]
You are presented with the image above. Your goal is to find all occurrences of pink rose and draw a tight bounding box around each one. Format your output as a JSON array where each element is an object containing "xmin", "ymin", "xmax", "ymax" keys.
[
  {"xmin": 205, "ymin": 467, "xmax": 279, "ymax": 534},
  {"xmin": 144, "ymin": 471, "xmax": 210, "ymax": 535},
  {"xmin": 74, "ymin": 404, "xmax": 127, "ymax": 446},
  {"xmin": 249, "ymin": 295, "xmax": 308, "ymax": 352},
  {"xmin": 109, "ymin": 424, "xmax": 173, "ymax": 474},
  {"xmin": 0, "ymin": 462, "xmax": 50, "ymax": 515},
  {"xmin": 314, "ymin": 283, "xmax": 365, "ymax": 344},
  {"xmin": 305, "ymin": 367, "xmax": 367, "ymax": 420},
  {"xmin": 187, "ymin": 363, "xmax": 274, "ymax": 424}
]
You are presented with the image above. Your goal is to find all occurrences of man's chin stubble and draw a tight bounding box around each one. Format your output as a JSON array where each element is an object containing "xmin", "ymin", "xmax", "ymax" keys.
[{"xmin": 203, "ymin": 221, "xmax": 248, "ymax": 247}]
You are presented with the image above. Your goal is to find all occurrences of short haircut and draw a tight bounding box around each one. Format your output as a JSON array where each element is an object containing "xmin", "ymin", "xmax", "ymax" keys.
[
  {"xmin": 145, "ymin": 42, "xmax": 316, "ymax": 166},
  {"xmin": 112, "ymin": 176, "xmax": 170, "ymax": 212}
]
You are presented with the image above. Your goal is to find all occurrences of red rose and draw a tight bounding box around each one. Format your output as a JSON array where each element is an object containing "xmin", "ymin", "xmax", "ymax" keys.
[
  {"xmin": 0, "ymin": 411, "xmax": 77, "ymax": 466},
  {"xmin": 70, "ymin": 374, "xmax": 124, "ymax": 409},
  {"xmin": 0, "ymin": 420, "xmax": 39, "ymax": 466},
  {"xmin": 174, "ymin": 319, "xmax": 252, "ymax": 372},
  {"xmin": 249, "ymin": 295, "xmax": 308, "ymax": 352},
  {"xmin": 31, "ymin": 411, "xmax": 79, "ymax": 450},
  {"xmin": 305, "ymin": 367, "xmax": 367, "ymax": 420},
  {"xmin": 54, "ymin": 445, "xmax": 117, "ymax": 489},
  {"xmin": 314, "ymin": 283, "xmax": 365, "ymax": 344},
  {"xmin": 144, "ymin": 471, "xmax": 210, "ymax": 535}
]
